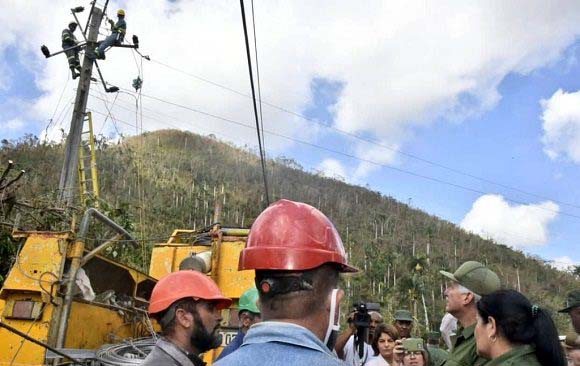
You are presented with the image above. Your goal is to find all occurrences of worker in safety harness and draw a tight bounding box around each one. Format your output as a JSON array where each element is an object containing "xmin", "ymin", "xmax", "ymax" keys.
[
  {"xmin": 215, "ymin": 287, "xmax": 261, "ymax": 361},
  {"xmin": 141, "ymin": 270, "xmax": 232, "ymax": 366},
  {"xmin": 216, "ymin": 199, "xmax": 358, "ymax": 366},
  {"xmin": 62, "ymin": 21, "xmax": 82, "ymax": 79},
  {"xmin": 94, "ymin": 9, "xmax": 126, "ymax": 60}
]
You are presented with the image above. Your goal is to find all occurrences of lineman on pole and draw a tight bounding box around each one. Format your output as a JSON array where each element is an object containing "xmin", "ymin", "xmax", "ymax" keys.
[
  {"xmin": 93, "ymin": 9, "xmax": 126, "ymax": 60},
  {"xmin": 216, "ymin": 199, "xmax": 357, "ymax": 366},
  {"xmin": 61, "ymin": 21, "xmax": 81, "ymax": 79},
  {"xmin": 141, "ymin": 270, "xmax": 232, "ymax": 366}
]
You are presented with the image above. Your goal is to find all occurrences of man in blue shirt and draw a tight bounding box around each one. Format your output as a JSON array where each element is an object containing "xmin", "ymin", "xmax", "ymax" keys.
[
  {"xmin": 215, "ymin": 287, "xmax": 261, "ymax": 361},
  {"xmin": 215, "ymin": 199, "xmax": 358, "ymax": 366}
]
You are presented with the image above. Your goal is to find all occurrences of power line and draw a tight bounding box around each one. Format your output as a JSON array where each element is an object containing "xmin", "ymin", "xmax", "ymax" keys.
[
  {"xmin": 118, "ymin": 88, "xmax": 580, "ymax": 221},
  {"xmin": 239, "ymin": 0, "xmax": 270, "ymax": 206},
  {"xmin": 250, "ymin": 0, "xmax": 266, "ymax": 155},
  {"xmin": 146, "ymin": 58, "xmax": 580, "ymax": 210}
]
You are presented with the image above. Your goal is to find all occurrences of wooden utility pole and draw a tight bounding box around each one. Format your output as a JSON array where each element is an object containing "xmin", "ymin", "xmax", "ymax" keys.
[{"xmin": 58, "ymin": 7, "xmax": 103, "ymax": 206}]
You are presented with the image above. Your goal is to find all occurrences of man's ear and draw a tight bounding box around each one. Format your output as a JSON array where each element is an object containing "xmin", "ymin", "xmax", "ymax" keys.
[
  {"xmin": 175, "ymin": 308, "xmax": 194, "ymax": 329},
  {"xmin": 462, "ymin": 292, "xmax": 475, "ymax": 306}
]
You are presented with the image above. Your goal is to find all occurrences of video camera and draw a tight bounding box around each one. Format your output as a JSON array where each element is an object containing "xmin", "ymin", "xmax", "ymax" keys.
[{"xmin": 349, "ymin": 302, "xmax": 381, "ymax": 360}]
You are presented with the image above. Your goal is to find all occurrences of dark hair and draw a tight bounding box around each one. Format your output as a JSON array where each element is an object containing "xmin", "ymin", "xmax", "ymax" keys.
[
  {"xmin": 158, "ymin": 297, "xmax": 197, "ymax": 334},
  {"xmin": 371, "ymin": 324, "xmax": 400, "ymax": 357},
  {"xmin": 255, "ymin": 264, "xmax": 339, "ymax": 320},
  {"xmin": 476, "ymin": 289, "xmax": 565, "ymax": 366}
]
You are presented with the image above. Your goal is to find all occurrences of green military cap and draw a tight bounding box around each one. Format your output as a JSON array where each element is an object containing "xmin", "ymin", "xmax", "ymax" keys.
[
  {"xmin": 559, "ymin": 289, "xmax": 580, "ymax": 313},
  {"xmin": 439, "ymin": 261, "xmax": 500, "ymax": 296},
  {"xmin": 394, "ymin": 309, "xmax": 413, "ymax": 322},
  {"xmin": 426, "ymin": 331, "xmax": 441, "ymax": 341},
  {"xmin": 403, "ymin": 338, "xmax": 425, "ymax": 352}
]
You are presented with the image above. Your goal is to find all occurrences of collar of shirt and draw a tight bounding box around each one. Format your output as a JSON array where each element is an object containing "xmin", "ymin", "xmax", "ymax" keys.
[
  {"xmin": 242, "ymin": 321, "xmax": 332, "ymax": 356},
  {"xmin": 485, "ymin": 345, "xmax": 536, "ymax": 366},
  {"xmin": 450, "ymin": 323, "xmax": 475, "ymax": 347},
  {"xmin": 156, "ymin": 337, "xmax": 206, "ymax": 366}
]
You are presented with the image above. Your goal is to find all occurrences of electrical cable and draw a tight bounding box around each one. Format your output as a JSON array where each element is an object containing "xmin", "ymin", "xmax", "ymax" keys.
[
  {"xmin": 96, "ymin": 337, "xmax": 155, "ymax": 366},
  {"xmin": 44, "ymin": 75, "xmax": 71, "ymax": 141},
  {"xmin": 250, "ymin": 0, "xmax": 266, "ymax": 156},
  {"xmin": 239, "ymin": 0, "xmax": 270, "ymax": 206},
  {"xmin": 146, "ymin": 58, "xmax": 580, "ymax": 210},
  {"xmin": 115, "ymin": 88, "xmax": 580, "ymax": 221}
]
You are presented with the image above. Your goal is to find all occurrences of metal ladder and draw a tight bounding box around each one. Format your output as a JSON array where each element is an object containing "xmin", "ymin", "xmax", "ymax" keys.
[{"xmin": 78, "ymin": 112, "xmax": 100, "ymax": 207}]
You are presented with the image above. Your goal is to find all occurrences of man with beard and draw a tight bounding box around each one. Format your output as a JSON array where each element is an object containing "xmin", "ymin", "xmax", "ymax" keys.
[
  {"xmin": 141, "ymin": 270, "xmax": 232, "ymax": 366},
  {"xmin": 216, "ymin": 199, "xmax": 358, "ymax": 366}
]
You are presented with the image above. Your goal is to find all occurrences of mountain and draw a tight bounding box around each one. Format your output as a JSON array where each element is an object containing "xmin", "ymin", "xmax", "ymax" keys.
[{"xmin": 1, "ymin": 130, "xmax": 578, "ymax": 334}]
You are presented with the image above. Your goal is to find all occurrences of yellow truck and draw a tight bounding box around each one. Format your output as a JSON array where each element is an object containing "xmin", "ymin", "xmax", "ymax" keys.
[{"xmin": 0, "ymin": 208, "xmax": 254, "ymax": 365}]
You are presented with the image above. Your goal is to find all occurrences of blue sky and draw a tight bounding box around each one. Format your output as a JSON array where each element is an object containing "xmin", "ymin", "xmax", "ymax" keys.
[{"xmin": 2, "ymin": 1, "xmax": 580, "ymax": 270}]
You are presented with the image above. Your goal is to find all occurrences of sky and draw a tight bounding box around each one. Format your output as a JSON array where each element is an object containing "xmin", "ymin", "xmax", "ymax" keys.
[{"xmin": 1, "ymin": 0, "xmax": 580, "ymax": 271}]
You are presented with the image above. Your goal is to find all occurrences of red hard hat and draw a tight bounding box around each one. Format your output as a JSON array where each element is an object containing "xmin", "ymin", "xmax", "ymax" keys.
[
  {"xmin": 239, "ymin": 199, "xmax": 357, "ymax": 272},
  {"xmin": 148, "ymin": 270, "xmax": 232, "ymax": 315}
]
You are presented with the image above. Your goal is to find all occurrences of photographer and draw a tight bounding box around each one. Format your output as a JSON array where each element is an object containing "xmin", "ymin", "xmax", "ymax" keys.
[
  {"xmin": 335, "ymin": 304, "xmax": 383, "ymax": 366},
  {"xmin": 392, "ymin": 338, "xmax": 430, "ymax": 366}
]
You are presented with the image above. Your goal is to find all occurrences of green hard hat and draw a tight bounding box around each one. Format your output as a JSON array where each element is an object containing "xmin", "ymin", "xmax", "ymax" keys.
[
  {"xmin": 440, "ymin": 261, "xmax": 500, "ymax": 296},
  {"xmin": 394, "ymin": 309, "xmax": 413, "ymax": 322},
  {"xmin": 559, "ymin": 289, "xmax": 580, "ymax": 313},
  {"xmin": 238, "ymin": 287, "xmax": 260, "ymax": 314},
  {"xmin": 403, "ymin": 338, "xmax": 425, "ymax": 352}
]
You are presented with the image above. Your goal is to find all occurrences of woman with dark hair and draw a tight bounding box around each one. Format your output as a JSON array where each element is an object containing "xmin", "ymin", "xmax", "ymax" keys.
[
  {"xmin": 475, "ymin": 289, "xmax": 566, "ymax": 366},
  {"xmin": 367, "ymin": 324, "xmax": 400, "ymax": 366}
]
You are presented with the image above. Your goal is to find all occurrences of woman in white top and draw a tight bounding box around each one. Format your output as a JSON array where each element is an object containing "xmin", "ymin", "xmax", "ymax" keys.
[{"xmin": 366, "ymin": 324, "xmax": 400, "ymax": 366}]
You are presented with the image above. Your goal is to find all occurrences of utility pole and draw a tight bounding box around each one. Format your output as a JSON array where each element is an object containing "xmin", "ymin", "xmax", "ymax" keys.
[{"xmin": 58, "ymin": 7, "xmax": 103, "ymax": 206}]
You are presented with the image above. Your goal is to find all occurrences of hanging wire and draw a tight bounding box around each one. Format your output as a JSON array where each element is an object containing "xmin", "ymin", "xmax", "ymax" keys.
[
  {"xmin": 250, "ymin": 0, "xmax": 266, "ymax": 157},
  {"xmin": 239, "ymin": 0, "xmax": 270, "ymax": 206}
]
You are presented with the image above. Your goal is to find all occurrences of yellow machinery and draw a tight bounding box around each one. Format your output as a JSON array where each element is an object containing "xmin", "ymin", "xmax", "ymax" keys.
[
  {"xmin": 0, "ymin": 228, "xmax": 156, "ymax": 366},
  {"xmin": 149, "ymin": 226, "xmax": 255, "ymax": 363},
  {"xmin": 0, "ymin": 213, "xmax": 254, "ymax": 365}
]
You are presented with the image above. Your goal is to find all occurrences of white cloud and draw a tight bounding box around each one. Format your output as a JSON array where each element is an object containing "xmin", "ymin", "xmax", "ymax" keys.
[
  {"xmin": 550, "ymin": 256, "xmax": 577, "ymax": 272},
  {"xmin": 2, "ymin": 1, "xmax": 580, "ymax": 168},
  {"xmin": 317, "ymin": 158, "xmax": 347, "ymax": 181},
  {"xmin": 460, "ymin": 194, "xmax": 559, "ymax": 247},
  {"xmin": 540, "ymin": 89, "xmax": 580, "ymax": 163},
  {"xmin": 0, "ymin": 118, "xmax": 24, "ymax": 131}
]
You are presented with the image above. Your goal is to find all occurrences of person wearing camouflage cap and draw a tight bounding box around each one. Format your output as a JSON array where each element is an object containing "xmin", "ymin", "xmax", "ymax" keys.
[
  {"xmin": 394, "ymin": 310, "xmax": 414, "ymax": 338},
  {"xmin": 392, "ymin": 338, "xmax": 430, "ymax": 366},
  {"xmin": 559, "ymin": 289, "xmax": 580, "ymax": 334},
  {"xmin": 425, "ymin": 331, "xmax": 449, "ymax": 366},
  {"xmin": 439, "ymin": 261, "xmax": 500, "ymax": 366}
]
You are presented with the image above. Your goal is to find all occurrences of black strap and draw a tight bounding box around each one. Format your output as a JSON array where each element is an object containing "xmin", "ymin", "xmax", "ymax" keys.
[{"xmin": 257, "ymin": 272, "xmax": 314, "ymax": 297}]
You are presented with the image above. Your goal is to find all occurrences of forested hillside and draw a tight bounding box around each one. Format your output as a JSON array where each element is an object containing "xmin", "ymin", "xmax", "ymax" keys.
[{"xmin": 0, "ymin": 130, "xmax": 577, "ymax": 334}]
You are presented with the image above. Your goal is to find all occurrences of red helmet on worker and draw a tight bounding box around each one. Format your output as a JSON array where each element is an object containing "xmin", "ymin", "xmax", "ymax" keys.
[
  {"xmin": 239, "ymin": 199, "xmax": 357, "ymax": 273},
  {"xmin": 148, "ymin": 270, "xmax": 232, "ymax": 315}
]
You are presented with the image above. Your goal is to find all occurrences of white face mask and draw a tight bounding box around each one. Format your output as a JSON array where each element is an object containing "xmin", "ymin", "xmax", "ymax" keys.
[{"xmin": 324, "ymin": 288, "xmax": 341, "ymax": 351}]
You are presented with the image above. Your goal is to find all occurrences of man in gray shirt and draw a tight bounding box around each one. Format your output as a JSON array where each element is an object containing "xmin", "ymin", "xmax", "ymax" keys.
[{"xmin": 141, "ymin": 270, "xmax": 232, "ymax": 366}]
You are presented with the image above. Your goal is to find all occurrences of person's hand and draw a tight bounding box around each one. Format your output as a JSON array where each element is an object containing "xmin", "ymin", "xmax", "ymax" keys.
[
  {"xmin": 346, "ymin": 311, "xmax": 357, "ymax": 333},
  {"xmin": 392, "ymin": 339, "xmax": 405, "ymax": 365},
  {"xmin": 108, "ymin": 19, "xmax": 115, "ymax": 26}
]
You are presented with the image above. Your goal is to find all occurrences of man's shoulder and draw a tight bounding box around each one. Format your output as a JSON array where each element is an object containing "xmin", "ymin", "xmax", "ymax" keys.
[
  {"xmin": 141, "ymin": 345, "xmax": 180, "ymax": 366},
  {"xmin": 443, "ymin": 336, "xmax": 486, "ymax": 366},
  {"xmin": 216, "ymin": 342, "xmax": 346, "ymax": 366}
]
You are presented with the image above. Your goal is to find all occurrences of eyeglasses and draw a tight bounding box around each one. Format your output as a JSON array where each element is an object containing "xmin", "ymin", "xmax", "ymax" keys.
[{"xmin": 405, "ymin": 351, "xmax": 423, "ymax": 357}]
